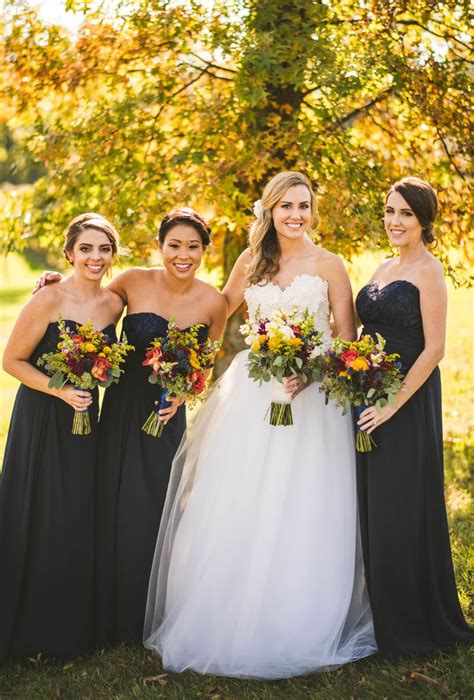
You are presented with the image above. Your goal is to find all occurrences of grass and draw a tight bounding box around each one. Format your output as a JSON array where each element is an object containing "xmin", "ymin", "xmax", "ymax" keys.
[{"xmin": 0, "ymin": 252, "xmax": 472, "ymax": 699}]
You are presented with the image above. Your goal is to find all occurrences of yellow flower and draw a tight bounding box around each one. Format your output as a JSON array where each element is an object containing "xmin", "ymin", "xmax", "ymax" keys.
[
  {"xmin": 57, "ymin": 342, "xmax": 63, "ymax": 350},
  {"xmin": 339, "ymin": 371, "xmax": 349, "ymax": 378},
  {"xmin": 258, "ymin": 334, "xmax": 267, "ymax": 343},
  {"xmin": 103, "ymin": 346, "xmax": 112, "ymax": 354},
  {"xmin": 188, "ymin": 348, "xmax": 201, "ymax": 370},
  {"xmin": 98, "ymin": 352, "xmax": 105, "ymax": 358},
  {"xmin": 268, "ymin": 337, "xmax": 280, "ymax": 351},
  {"xmin": 349, "ymin": 357, "xmax": 369, "ymax": 371},
  {"xmin": 288, "ymin": 337, "xmax": 303, "ymax": 346},
  {"xmin": 251, "ymin": 341, "xmax": 261, "ymax": 352},
  {"xmin": 84, "ymin": 342, "xmax": 95, "ymax": 353}
]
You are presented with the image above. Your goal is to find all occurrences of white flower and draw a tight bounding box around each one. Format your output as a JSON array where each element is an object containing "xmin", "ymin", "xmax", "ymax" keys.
[
  {"xmin": 253, "ymin": 199, "xmax": 264, "ymax": 218},
  {"xmin": 309, "ymin": 345, "xmax": 324, "ymax": 360},
  {"xmin": 244, "ymin": 333, "xmax": 259, "ymax": 346}
]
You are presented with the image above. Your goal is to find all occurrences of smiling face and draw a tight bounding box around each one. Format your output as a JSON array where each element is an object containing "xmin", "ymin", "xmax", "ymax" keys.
[
  {"xmin": 384, "ymin": 191, "xmax": 424, "ymax": 249},
  {"xmin": 160, "ymin": 224, "xmax": 205, "ymax": 280},
  {"xmin": 67, "ymin": 228, "xmax": 114, "ymax": 280},
  {"xmin": 272, "ymin": 184, "xmax": 311, "ymax": 240}
]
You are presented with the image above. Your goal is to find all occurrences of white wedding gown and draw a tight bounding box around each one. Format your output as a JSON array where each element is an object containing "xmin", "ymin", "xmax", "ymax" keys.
[{"xmin": 144, "ymin": 274, "xmax": 377, "ymax": 678}]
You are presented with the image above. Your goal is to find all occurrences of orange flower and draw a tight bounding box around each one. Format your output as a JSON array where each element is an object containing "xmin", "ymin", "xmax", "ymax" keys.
[{"xmin": 348, "ymin": 357, "xmax": 369, "ymax": 371}]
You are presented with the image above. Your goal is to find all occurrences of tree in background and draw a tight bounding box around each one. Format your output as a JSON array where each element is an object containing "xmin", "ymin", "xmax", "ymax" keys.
[{"xmin": 0, "ymin": 0, "xmax": 472, "ymax": 362}]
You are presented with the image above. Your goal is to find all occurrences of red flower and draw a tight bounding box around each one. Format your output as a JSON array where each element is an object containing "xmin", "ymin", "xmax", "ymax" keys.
[
  {"xmin": 91, "ymin": 357, "xmax": 112, "ymax": 382},
  {"xmin": 143, "ymin": 346, "xmax": 163, "ymax": 373},
  {"xmin": 341, "ymin": 349, "xmax": 359, "ymax": 365},
  {"xmin": 67, "ymin": 357, "xmax": 85, "ymax": 375},
  {"xmin": 191, "ymin": 371, "xmax": 206, "ymax": 394}
]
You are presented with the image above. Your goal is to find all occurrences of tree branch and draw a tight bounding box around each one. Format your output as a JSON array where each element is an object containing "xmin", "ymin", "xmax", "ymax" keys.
[
  {"xmin": 436, "ymin": 128, "xmax": 467, "ymax": 181},
  {"xmin": 395, "ymin": 19, "xmax": 472, "ymax": 51},
  {"xmin": 180, "ymin": 62, "xmax": 234, "ymax": 81},
  {"xmin": 188, "ymin": 51, "xmax": 237, "ymax": 74},
  {"xmin": 325, "ymin": 86, "xmax": 396, "ymax": 132}
]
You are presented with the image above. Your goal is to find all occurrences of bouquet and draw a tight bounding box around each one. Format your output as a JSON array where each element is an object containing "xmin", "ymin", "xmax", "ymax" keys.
[
  {"xmin": 320, "ymin": 333, "xmax": 404, "ymax": 451},
  {"xmin": 38, "ymin": 318, "xmax": 134, "ymax": 435},
  {"xmin": 141, "ymin": 320, "xmax": 222, "ymax": 437},
  {"xmin": 240, "ymin": 306, "xmax": 324, "ymax": 426}
]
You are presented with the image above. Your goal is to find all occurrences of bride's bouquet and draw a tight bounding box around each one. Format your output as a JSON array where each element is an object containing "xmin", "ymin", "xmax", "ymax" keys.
[
  {"xmin": 38, "ymin": 318, "xmax": 134, "ymax": 435},
  {"xmin": 141, "ymin": 320, "xmax": 222, "ymax": 437},
  {"xmin": 320, "ymin": 333, "xmax": 404, "ymax": 451},
  {"xmin": 240, "ymin": 306, "xmax": 324, "ymax": 426}
]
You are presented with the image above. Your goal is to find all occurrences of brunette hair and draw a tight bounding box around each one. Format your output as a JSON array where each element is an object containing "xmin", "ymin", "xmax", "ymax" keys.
[
  {"xmin": 158, "ymin": 208, "xmax": 211, "ymax": 246},
  {"xmin": 386, "ymin": 177, "xmax": 438, "ymax": 246},
  {"xmin": 63, "ymin": 213, "xmax": 120, "ymax": 263},
  {"xmin": 246, "ymin": 171, "xmax": 318, "ymax": 285}
]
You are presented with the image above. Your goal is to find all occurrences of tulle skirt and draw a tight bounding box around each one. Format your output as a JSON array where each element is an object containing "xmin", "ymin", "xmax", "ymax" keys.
[{"xmin": 144, "ymin": 351, "xmax": 376, "ymax": 678}]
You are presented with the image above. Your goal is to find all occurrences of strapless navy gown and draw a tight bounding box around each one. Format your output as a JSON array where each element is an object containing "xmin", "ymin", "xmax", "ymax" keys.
[
  {"xmin": 95, "ymin": 312, "xmax": 209, "ymax": 646},
  {"xmin": 356, "ymin": 281, "xmax": 473, "ymax": 654},
  {"xmin": 0, "ymin": 321, "xmax": 113, "ymax": 664}
]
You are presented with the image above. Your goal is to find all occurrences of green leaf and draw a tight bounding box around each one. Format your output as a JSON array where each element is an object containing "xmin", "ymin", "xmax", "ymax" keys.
[
  {"xmin": 367, "ymin": 387, "xmax": 375, "ymax": 398},
  {"xmin": 148, "ymin": 374, "xmax": 159, "ymax": 385},
  {"xmin": 388, "ymin": 393, "xmax": 397, "ymax": 406},
  {"xmin": 295, "ymin": 357, "xmax": 303, "ymax": 369}
]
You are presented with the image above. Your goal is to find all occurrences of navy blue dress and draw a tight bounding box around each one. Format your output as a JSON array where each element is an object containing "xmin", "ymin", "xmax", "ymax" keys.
[
  {"xmin": 95, "ymin": 312, "xmax": 208, "ymax": 646},
  {"xmin": 356, "ymin": 281, "xmax": 473, "ymax": 654},
  {"xmin": 0, "ymin": 321, "xmax": 113, "ymax": 664}
]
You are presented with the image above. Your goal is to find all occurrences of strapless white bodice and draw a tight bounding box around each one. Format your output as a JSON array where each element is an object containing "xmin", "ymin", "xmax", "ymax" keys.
[{"xmin": 244, "ymin": 273, "xmax": 331, "ymax": 341}]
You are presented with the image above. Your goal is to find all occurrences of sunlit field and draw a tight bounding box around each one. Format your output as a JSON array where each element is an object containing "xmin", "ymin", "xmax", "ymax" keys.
[{"xmin": 0, "ymin": 252, "xmax": 472, "ymax": 699}]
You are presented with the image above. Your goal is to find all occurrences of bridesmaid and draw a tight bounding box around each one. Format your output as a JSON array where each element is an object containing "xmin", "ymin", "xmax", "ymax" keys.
[
  {"xmin": 355, "ymin": 176, "xmax": 473, "ymax": 654},
  {"xmin": 0, "ymin": 214, "xmax": 123, "ymax": 663},
  {"xmin": 94, "ymin": 208, "xmax": 227, "ymax": 646}
]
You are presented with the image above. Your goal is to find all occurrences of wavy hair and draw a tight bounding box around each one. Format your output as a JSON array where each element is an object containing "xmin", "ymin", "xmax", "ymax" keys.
[{"xmin": 246, "ymin": 171, "xmax": 318, "ymax": 285}]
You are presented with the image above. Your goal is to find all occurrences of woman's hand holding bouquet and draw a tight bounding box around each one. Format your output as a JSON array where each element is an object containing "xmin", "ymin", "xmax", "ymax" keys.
[
  {"xmin": 141, "ymin": 320, "xmax": 222, "ymax": 437},
  {"xmin": 38, "ymin": 318, "xmax": 134, "ymax": 434},
  {"xmin": 320, "ymin": 333, "xmax": 404, "ymax": 451},
  {"xmin": 240, "ymin": 306, "xmax": 324, "ymax": 426}
]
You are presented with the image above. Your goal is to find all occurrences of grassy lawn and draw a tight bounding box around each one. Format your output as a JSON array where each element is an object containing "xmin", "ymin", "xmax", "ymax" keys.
[{"xmin": 0, "ymin": 252, "xmax": 472, "ymax": 699}]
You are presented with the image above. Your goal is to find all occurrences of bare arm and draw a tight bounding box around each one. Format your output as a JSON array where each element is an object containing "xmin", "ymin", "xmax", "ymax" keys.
[
  {"xmin": 359, "ymin": 262, "xmax": 447, "ymax": 433},
  {"xmin": 208, "ymin": 292, "xmax": 228, "ymax": 342},
  {"xmin": 326, "ymin": 256, "xmax": 356, "ymax": 341},
  {"xmin": 222, "ymin": 249, "xmax": 251, "ymax": 318},
  {"xmin": 2, "ymin": 289, "xmax": 93, "ymax": 411},
  {"xmin": 106, "ymin": 269, "xmax": 135, "ymax": 305}
]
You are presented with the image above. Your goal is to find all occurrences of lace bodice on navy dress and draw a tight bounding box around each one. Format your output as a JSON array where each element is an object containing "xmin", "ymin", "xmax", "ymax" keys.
[{"xmin": 356, "ymin": 280, "xmax": 424, "ymax": 369}]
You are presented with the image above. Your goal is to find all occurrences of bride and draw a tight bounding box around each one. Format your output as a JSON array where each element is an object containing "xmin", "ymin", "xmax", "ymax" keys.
[{"xmin": 144, "ymin": 171, "xmax": 377, "ymax": 678}]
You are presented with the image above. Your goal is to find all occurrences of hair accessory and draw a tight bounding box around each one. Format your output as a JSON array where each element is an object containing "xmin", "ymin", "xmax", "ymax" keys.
[{"xmin": 253, "ymin": 200, "xmax": 264, "ymax": 218}]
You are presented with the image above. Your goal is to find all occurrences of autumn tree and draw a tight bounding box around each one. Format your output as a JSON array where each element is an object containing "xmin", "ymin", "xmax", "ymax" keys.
[{"xmin": 0, "ymin": 0, "xmax": 472, "ymax": 361}]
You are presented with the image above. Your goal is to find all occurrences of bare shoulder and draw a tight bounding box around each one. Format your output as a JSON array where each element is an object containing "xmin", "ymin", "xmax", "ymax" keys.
[
  {"xmin": 418, "ymin": 254, "xmax": 446, "ymax": 292},
  {"xmin": 110, "ymin": 266, "xmax": 153, "ymax": 285},
  {"xmin": 315, "ymin": 247, "xmax": 349, "ymax": 279},
  {"xmin": 26, "ymin": 280, "xmax": 63, "ymax": 315},
  {"xmin": 102, "ymin": 286, "xmax": 125, "ymax": 316},
  {"xmin": 234, "ymin": 247, "xmax": 252, "ymax": 271},
  {"xmin": 195, "ymin": 278, "xmax": 226, "ymax": 306}
]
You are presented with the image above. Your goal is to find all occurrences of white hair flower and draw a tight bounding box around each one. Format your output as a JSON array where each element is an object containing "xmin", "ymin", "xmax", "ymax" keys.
[{"xmin": 253, "ymin": 199, "xmax": 264, "ymax": 218}]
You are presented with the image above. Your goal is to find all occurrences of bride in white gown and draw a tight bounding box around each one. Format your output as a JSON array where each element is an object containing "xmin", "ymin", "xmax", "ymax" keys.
[{"xmin": 144, "ymin": 171, "xmax": 377, "ymax": 678}]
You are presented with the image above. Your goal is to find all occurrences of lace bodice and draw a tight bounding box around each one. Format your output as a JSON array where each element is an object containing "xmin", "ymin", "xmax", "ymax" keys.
[
  {"xmin": 356, "ymin": 280, "xmax": 422, "ymax": 329},
  {"xmin": 244, "ymin": 274, "xmax": 331, "ymax": 340}
]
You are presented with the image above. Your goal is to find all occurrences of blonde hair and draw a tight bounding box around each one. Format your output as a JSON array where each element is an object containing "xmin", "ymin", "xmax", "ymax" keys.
[{"xmin": 246, "ymin": 171, "xmax": 319, "ymax": 285}]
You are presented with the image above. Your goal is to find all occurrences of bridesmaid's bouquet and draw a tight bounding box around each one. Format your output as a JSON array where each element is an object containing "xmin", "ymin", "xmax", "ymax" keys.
[
  {"xmin": 240, "ymin": 306, "xmax": 324, "ymax": 426},
  {"xmin": 320, "ymin": 333, "xmax": 404, "ymax": 451},
  {"xmin": 141, "ymin": 320, "xmax": 221, "ymax": 437},
  {"xmin": 37, "ymin": 318, "xmax": 134, "ymax": 435}
]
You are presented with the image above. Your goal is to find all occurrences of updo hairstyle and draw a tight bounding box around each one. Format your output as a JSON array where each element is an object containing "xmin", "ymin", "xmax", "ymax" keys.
[
  {"xmin": 158, "ymin": 208, "xmax": 211, "ymax": 247},
  {"xmin": 386, "ymin": 177, "xmax": 438, "ymax": 246}
]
